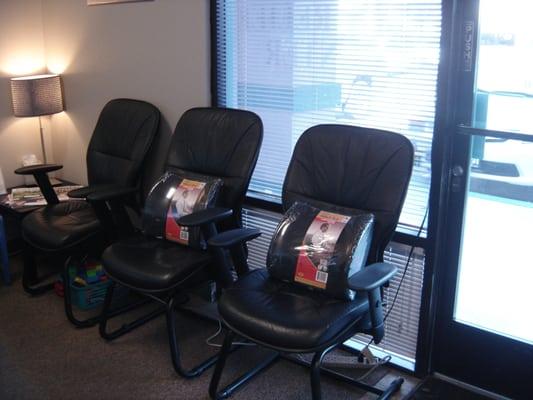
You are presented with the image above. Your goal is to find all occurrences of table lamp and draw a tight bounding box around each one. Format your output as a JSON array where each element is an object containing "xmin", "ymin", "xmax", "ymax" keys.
[{"xmin": 10, "ymin": 74, "xmax": 64, "ymax": 164}]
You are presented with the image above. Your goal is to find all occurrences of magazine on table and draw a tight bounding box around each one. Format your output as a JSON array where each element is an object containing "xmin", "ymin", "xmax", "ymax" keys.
[{"xmin": 2, "ymin": 185, "xmax": 83, "ymax": 208}]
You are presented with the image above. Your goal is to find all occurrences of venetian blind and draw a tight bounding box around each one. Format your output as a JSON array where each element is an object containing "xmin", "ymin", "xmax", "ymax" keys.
[{"xmin": 215, "ymin": 0, "xmax": 441, "ymax": 231}]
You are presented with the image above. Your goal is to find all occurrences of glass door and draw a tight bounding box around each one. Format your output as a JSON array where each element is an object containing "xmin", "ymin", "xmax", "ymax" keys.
[{"xmin": 434, "ymin": 0, "xmax": 533, "ymax": 398}]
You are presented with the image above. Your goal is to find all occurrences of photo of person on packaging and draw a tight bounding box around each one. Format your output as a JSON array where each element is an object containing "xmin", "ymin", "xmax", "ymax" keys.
[
  {"xmin": 165, "ymin": 180, "xmax": 206, "ymax": 245},
  {"xmin": 295, "ymin": 211, "xmax": 350, "ymax": 289},
  {"xmin": 171, "ymin": 189, "xmax": 196, "ymax": 217},
  {"xmin": 306, "ymin": 222, "xmax": 334, "ymax": 272}
]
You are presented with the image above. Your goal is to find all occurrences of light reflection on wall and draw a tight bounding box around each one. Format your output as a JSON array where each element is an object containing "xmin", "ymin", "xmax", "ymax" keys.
[{"xmin": 1, "ymin": 55, "xmax": 45, "ymax": 76}]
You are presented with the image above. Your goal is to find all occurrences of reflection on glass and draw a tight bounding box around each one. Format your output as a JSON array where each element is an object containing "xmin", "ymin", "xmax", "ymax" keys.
[
  {"xmin": 473, "ymin": 0, "xmax": 533, "ymax": 135},
  {"xmin": 455, "ymin": 150, "xmax": 533, "ymax": 344}
]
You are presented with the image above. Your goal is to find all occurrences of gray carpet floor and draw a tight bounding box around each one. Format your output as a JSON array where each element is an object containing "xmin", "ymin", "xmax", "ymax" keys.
[{"xmin": 0, "ymin": 255, "xmax": 416, "ymax": 399}]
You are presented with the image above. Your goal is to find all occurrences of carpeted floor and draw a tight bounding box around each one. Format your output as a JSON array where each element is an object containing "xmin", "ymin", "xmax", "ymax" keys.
[{"xmin": 0, "ymin": 256, "xmax": 416, "ymax": 399}]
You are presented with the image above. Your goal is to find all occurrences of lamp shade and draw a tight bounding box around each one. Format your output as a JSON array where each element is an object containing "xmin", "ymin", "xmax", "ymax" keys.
[{"xmin": 10, "ymin": 74, "xmax": 64, "ymax": 117}]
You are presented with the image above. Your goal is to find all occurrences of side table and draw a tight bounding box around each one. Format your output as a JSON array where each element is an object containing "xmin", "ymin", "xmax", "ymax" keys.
[
  {"xmin": 0, "ymin": 181, "xmax": 77, "ymax": 285},
  {"xmin": 0, "ymin": 190, "xmax": 40, "ymax": 286}
]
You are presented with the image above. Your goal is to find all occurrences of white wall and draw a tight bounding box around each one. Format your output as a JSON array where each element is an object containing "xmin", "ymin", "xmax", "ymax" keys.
[
  {"xmin": 42, "ymin": 0, "xmax": 211, "ymax": 186},
  {"xmin": 0, "ymin": 0, "xmax": 47, "ymax": 188}
]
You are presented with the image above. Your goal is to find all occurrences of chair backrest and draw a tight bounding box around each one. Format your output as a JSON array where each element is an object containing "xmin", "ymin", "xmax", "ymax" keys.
[
  {"xmin": 282, "ymin": 124, "xmax": 414, "ymax": 264},
  {"xmin": 87, "ymin": 98, "xmax": 161, "ymax": 187},
  {"xmin": 164, "ymin": 107, "xmax": 263, "ymax": 229}
]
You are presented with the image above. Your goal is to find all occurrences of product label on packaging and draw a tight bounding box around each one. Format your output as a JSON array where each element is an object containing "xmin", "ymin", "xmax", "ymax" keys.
[
  {"xmin": 294, "ymin": 211, "xmax": 350, "ymax": 289},
  {"xmin": 165, "ymin": 179, "xmax": 206, "ymax": 245}
]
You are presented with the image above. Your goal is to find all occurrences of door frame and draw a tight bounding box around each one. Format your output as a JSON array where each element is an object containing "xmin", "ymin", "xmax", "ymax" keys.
[{"xmin": 425, "ymin": 0, "xmax": 533, "ymax": 398}]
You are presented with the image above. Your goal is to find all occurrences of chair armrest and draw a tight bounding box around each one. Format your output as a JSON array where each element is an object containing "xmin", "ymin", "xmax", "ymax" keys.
[
  {"xmin": 14, "ymin": 164, "xmax": 63, "ymax": 204},
  {"xmin": 177, "ymin": 208, "xmax": 233, "ymax": 227},
  {"xmin": 68, "ymin": 186, "xmax": 91, "ymax": 198},
  {"xmin": 86, "ymin": 186, "xmax": 138, "ymax": 202},
  {"xmin": 348, "ymin": 263, "xmax": 397, "ymax": 292},
  {"xmin": 208, "ymin": 228, "xmax": 261, "ymax": 248},
  {"xmin": 68, "ymin": 184, "xmax": 116, "ymax": 199},
  {"xmin": 14, "ymin": 164, "xmax": 63, "ymax": 175},
  {"xmin": 85, "ymin": 186, "xmax": 139, "ymax": 241},
  {"xmin": 350, "ymin": 263, "xmax": 397, "ymax": 344}
]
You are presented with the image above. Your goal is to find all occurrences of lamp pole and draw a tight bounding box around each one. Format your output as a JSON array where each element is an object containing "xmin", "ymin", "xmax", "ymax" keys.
[{"xmin": 38, "ymin": 116, "xmax": 48, "ymax": 164}]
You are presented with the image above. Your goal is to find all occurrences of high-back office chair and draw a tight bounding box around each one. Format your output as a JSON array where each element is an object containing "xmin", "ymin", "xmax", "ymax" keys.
[
  {"xmin": 208, "ymin": 125, "xmax": 414, "ymax": 399},
  {"xmin": 98, "ymin": 107, "xmax": 263, "ymax": 377},
  {"xmin": 15, "ymin": 98, "xmax": 160, "ymax": 326}
]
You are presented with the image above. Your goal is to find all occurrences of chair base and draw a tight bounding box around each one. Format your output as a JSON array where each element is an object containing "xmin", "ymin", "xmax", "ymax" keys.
[
  {"xmin": 99, "ymin": 282, "xmax": 226, "ymax": 378},
  {"xmin": 209, "ymin": 331, "xmax": 404, "ymax": 400}
]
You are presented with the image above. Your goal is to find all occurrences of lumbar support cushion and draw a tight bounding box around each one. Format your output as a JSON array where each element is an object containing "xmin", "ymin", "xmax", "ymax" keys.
[
  {"xmin": 141, "ymin": 172, "xmax": 222, "ymax": 249},
  {"xmin": 267, "ymin": 201, "xmax": 374, "ymax": 300}
]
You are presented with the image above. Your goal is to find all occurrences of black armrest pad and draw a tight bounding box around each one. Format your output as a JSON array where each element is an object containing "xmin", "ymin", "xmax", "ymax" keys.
[
  {"xmin": 177, "ymin": 208, "xmax": 233, "ymax": 227},
  {"xmin": 208, "ymin": 228, "xmax": 262, "ymax": 248},
  {"xmin": 348, "ymin": 263, "xmax": 397, "ymax": 292},
  {"xmin": 68, "ymin": 184, "xmax": 118, "ymax": 199},
  {"xmin": 86, "ymin": 186, "xmax": 138, "ymax": 202},
  {"xmin": 68, "ymin": 186, "xmax": 91, "ymax": 198},
  {"xmin": 15, "ymin": 164, "xmax": 63, "ymax": 175}
]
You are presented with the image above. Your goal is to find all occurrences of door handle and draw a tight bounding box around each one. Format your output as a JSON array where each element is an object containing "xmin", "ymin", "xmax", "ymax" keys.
[{"xmin": 451, "ymin": 165, "xmax": 464, "ymax": 193}]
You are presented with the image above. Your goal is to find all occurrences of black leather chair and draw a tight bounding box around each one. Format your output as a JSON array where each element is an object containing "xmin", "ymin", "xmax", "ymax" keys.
[
  {"xmin": 15, "ymin": 98, "xmax": 160, "ymax": 326},
  {"xmin": 97, "ymin": 107, "xmax": 263, "ymax": 378},
  {"xmin": 208, "ymin": 125, "xmax": 414, "ymax": 399}
]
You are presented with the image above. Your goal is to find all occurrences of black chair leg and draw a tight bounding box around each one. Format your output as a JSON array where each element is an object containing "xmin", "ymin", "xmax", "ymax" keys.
[
  {"xmin": 99, "ymin": 287, "xmax": 230, "ymax": 378},
  {"xmin": 99, "ymin": 282, "xmax": 161, "ymax": 341},
  {"xmin": 98, "ymin": 280, "xmax": 116, "ymax": 337},
  {"xmin": 209, "ymin": 330, "xmax": 280, "ymax": 400},
  {"xmin": 310, "ymin": 347, "xmax": 331, "ymax": 400},
  {"xmin": 166, "ymin": 296, "xmax": 220, "ymax": 378},
  {"xmin": 63, "ymin": 257, "xmax": 100, "ymax": 328},
  {"xmin": 22, "ymin": 246, "xmax": 54, "ymax": 295},
  {"xmin": 209, "ymin": 330, "xmax": 235, "ymax": 399}
]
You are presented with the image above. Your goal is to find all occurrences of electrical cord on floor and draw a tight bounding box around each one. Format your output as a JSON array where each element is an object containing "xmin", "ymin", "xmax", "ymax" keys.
[{"xmin": 205, "ymin": 319, "xmax": 256, "ymax": 348}]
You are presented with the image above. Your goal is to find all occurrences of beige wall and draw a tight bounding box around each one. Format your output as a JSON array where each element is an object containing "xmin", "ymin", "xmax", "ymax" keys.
[
  {"xmin": 0, "ymin": 0, "xmax": 210, "ymax": 188},
  {"xmin": 42, "ymin": 0, "xmax": 211, "ymax": 185},
  {"xmin": 0, "ymin": 0, "xmax": 47, "ymax": 188}
]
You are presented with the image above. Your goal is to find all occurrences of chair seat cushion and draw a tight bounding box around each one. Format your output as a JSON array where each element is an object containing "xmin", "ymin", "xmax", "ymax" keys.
[
  {"xmin": 102, "ymin": 235, "xmax": 213, "ymax": 292},
  {"xmin": 218, "ymin": 269, "xmax": 369, "ymax": 351},
  {"xmin": 22, "ymin": 201, "xmax": 101, "ymax": 250}
]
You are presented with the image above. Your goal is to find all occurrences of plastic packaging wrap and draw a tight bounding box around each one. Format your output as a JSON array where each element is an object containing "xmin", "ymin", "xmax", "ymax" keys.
[
  {"xmin": 142, "ymin": 172, "xmax": 222, "ymax": 249},
  {"xmin": 267, "ymin": 201, "xmax": 374, "ymax": 300}
]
